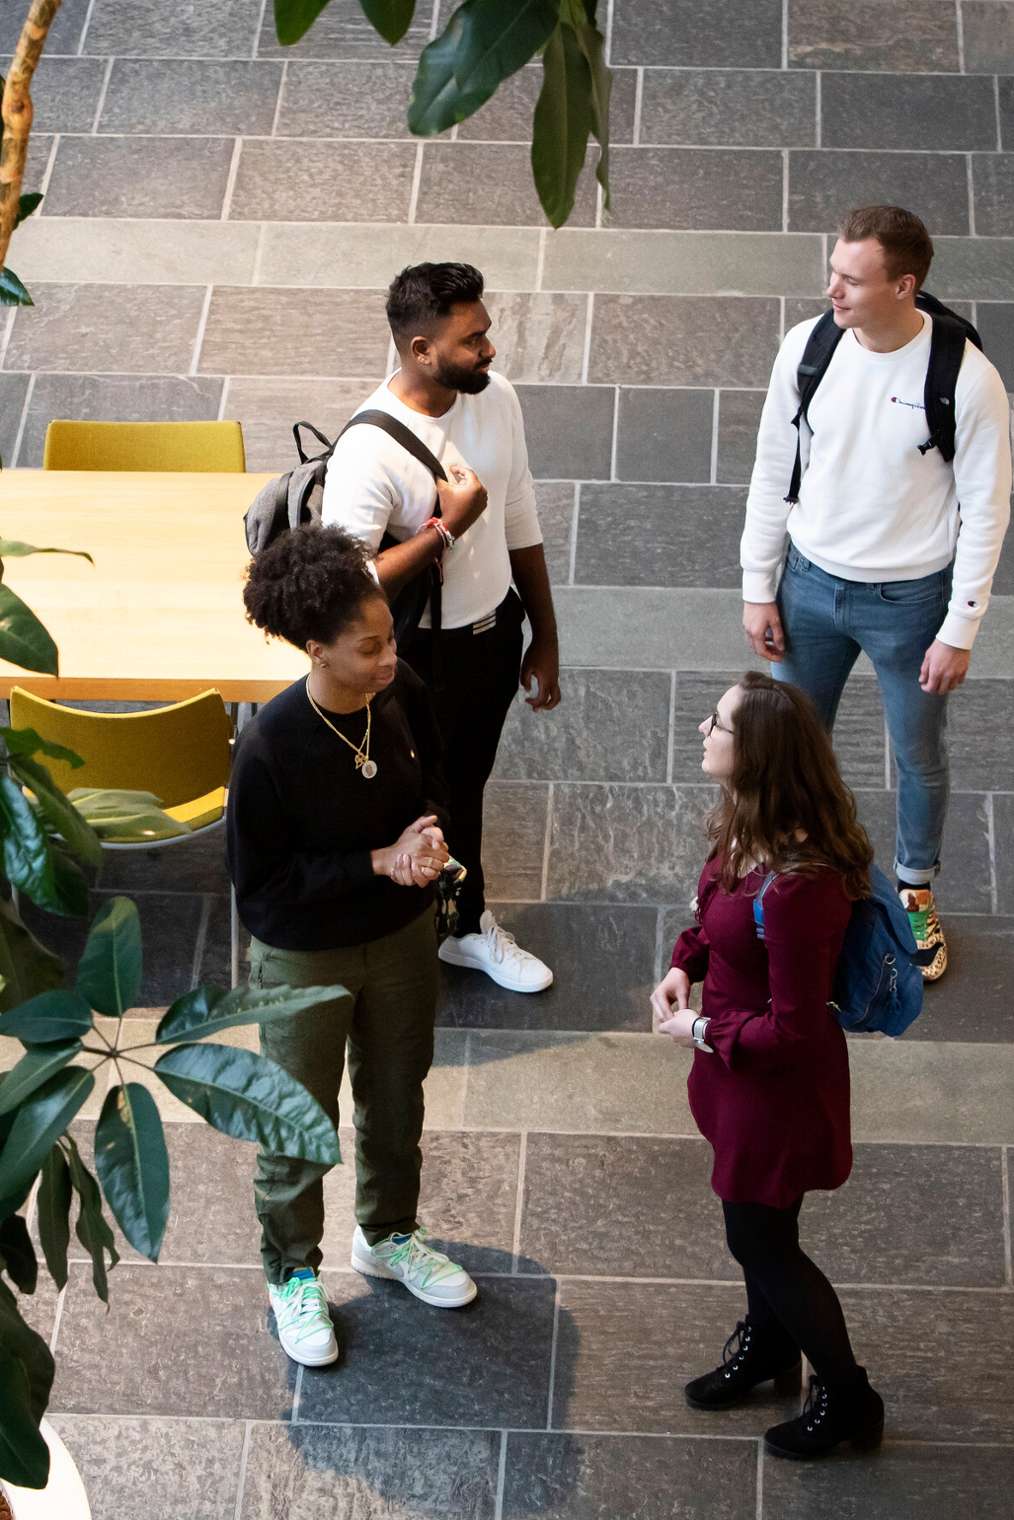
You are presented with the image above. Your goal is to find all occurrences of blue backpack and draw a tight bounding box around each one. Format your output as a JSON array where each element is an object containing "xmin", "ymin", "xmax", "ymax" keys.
[{"xmin": 753, "ymin": 864, "xmax": 932, "ymax": 1036}]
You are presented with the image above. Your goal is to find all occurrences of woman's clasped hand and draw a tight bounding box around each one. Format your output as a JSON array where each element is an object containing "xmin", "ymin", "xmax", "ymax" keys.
[{"xmin": 381, "ymin": 814, "xmax": 450, "ymax": 887}]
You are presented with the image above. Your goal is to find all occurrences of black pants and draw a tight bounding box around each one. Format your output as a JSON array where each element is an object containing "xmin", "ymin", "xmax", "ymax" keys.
[
  {"xmin": 722, "ymin": 1198, "xmax": 859, "ymax": 1387},
  {"xmin": 402, "ymin": 591, "xmax": 524, "ymax": 934}
]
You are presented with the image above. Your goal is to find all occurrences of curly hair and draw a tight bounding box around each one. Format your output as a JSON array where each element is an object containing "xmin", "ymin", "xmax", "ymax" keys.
[
  {"xmin": 707, "ymin": 671, "xmax": 873, "ymax": 900},
  {"xmin": 243, "ymin": 524, "xmax": 385, "ymax": 650},
  {"xmin": 386, "ymin": 261, "xmax": 485, "ymax": 344}
]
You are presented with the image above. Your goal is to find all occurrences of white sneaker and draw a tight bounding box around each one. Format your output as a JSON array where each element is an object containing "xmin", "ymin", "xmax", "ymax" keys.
[
  {"xmin": 351, "ymin": 1226, "xmax": 478, "ymax": 1308},
  {"xmin": 268, "ymin": 1268, "xmax": 339, "ymax": 1366},
  {"xmin": 438, "ymin": 910, "xmax": 553, "ymax": 992}
]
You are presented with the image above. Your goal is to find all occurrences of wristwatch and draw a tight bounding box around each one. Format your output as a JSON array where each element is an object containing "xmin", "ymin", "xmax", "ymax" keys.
[{"xmin": 691, "ymin": 1015, "xmax": 714, "ymax": 1053}]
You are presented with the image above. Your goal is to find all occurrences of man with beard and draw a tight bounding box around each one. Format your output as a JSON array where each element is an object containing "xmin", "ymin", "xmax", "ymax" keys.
[{"xmin": 321, "ymin": 262, "xmax": 559, "ymax": 992}]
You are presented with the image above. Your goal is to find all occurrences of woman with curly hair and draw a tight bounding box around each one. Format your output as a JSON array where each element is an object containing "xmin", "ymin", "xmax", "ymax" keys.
[
  {"xmin": 227, "ymin": 521, "xmax": 479, "ymax": 1370},
  {"xmin": 651, "ymin": 671, "xmax": 885, "ymax": 1460}
]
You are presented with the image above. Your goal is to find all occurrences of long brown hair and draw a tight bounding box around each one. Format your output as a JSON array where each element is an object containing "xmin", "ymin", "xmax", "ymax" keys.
[{"xmin": 707, "ymin": 672, "xmax": 873, "ymax": 899}]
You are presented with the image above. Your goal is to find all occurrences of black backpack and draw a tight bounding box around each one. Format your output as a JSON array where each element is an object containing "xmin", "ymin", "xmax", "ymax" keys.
[
  {"xmin": 243, "ymin": 410, "xmax": 447, "ymax": 652},
  {"xmin": 784, "ymin": 291, "xmax": 983, "ymax": 504}
]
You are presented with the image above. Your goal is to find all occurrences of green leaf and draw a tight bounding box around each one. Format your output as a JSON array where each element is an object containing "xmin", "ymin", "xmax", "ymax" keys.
[
  {"xmin": 48, "ymin": 844, "xmax": 90, "ymax": 919},
  {"xmin": 94, "ymin": 1083, "xmax": 169, "ymax": 1263},
  {"xmin": 0, "ymin": 583, "xmax": 57, "ymax": 674},
  {"xmin": 68, "ymin": 788, "xmax": 190, "ymax": 842},
  {"xmin": 75, "ymin": 896, "xmax": 142, "ymax": 1017},
  {"xmin": 0, "ymin": 772, "xmax": 57, "ymax": 909},
  {"xmin": 11, "ymin": 754, "xmax": 103, "ymax": 870},
  {"xmin": 0, "ymin": 537, "xmax": 91, "ymax": 565},
  {"xmin": 64, "ymin": 1135, "xmax": 119, "ymax": 1304},
  {"xmin": 0, "ymin": 1278, "xmax": 54, "ymax": 1423},
  {"xmin": 0, "ymin": 267, "xmax": 33, "ymax": 308},
  {"xmin": 0, "ymin": 898, "xmax": 64, "ymax": 1014},
  {"xmin": 361, "ymin": 0, "xmax": 417, "ymax": 45},
  {"xmin": 0, "ymin": 1067, "xmax": 95, "ymax": 1203},
  {"xmin": 273, "ymin": 0, "xmax": 331, "ymax": 46},
  {"xmin": 36, "ymin": 1146, "xmax": 72, "ymax": 1290},
  {"xmin": 569, "ymin": 9, "xmax": 611, "ymax": 207},
  {"xmin": 0, "ymin": 725, "xmax": 84, "ymax": 767},
  {"xmin": 154, "ymin": 1043, "xmax": 341, "ymax": 1164},
  {"xmin": 154, "ymin": 980, "xmax": 351, "ymax": 1045},
  {"xmin": 0, "ymin": 1345, "xmax": 50, "ymax": 1489},
  {"xmin": 0, "ymin": 1213, "xmax": 37, "ymax": 1294},
  {"xmin": 0, "ymin": 1039, "xmax": 82, "ymax": 1116},
  {"xmin": 409, "ymin": 0, "xmax": 559, "ymax": 136},
  {"xmin": 532, "ymin": 22, "xmax": 593, "ymax": 228},
  {"xmin": 0, "ymin": 990, "xmax": 92, "ymax": 1049}
]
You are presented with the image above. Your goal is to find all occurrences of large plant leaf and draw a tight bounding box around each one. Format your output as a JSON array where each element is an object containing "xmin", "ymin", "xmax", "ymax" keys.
[
  {"xmin": 273, "ymin": 0, "xmax": 331, "ymax": 45},
  {"xmin": 155, "ymin": 980, "xmax": 350, "ymax": 1044},
  {"xmin": 13, "ymin": 192, "xmax": 43, "ymax": 229},
  {"xmin": 568, "ymin": 3, "xmax": 611, "ymax": 206},
  {"xmin": 0, "ymin": 898, "xmax": 64, "ymax": 1014},
  {"xmin": 65, "ymin": 1135, "xmax": 119, "ymax": 1303},
  {"xmin": 68, "ymin": 786, "xmax": 191, "ymax": 842},
  {"xmin": 0, "ymin": 584, "xmax": 56, "ymax": 673},
  {"xmin": 0, "ymin": 1277, "xmax": 55, "ymax": 1422},
  {"xmin": 0, "ymin": 1039, "xmax": 82, "ymax": 1117},
  {"xmin": 532, "ymin": 22, "xmax": 593, "ymax": 228},
  {"xmin": 75, "ymin": 896, "xmax": 142, "ymax": 1017},
  {"xmin": 0, "ymin": 1344, "xmax": 50, "ymax": 1488},
  {"xmin": 154, "ymin": 1043, "xmax": 341, "ymax": 1163},
  {"xmin": 36, "ymin": 1146, "xmax": 72, "ymax": 1290},
  {"xmin": 0, "ymin": 988, "xmax": 93, "ymax": 1045},
  {"xmin": 0, "ymin": 772, "xmax": 56, "ymax": 908},
  {"xmin": 409, "ymin": 0, "xmax": 559, "ymax": 136},
  {"xmin": 11, "ymin": 753, "xmax": 103, "ymax": 869},
  {"xmin": 0, "ymin": 1066, "xmax": 95, "ymax": 1204},
  {"xmin": 361, "ymin": 0, "xmax": 417, "ymax": 45},
  {"xmin": 0, "ymin": 1213, "xmax": 37, "ymax": 1294},
  {"xmin": 0, "ymin": 725, "xmax": 84, "ymax": 767},
  {"xmin": 0, "ymin": 267, "xmax": 33, "ymax": 308},
  {"xmin": 48, "ymin": 842, "xmax": 90, "ymax": 918},
  {"xmin": 94, "ymin": 1083, "xmax": 169, "ymax": 1262},
  {"xmin": 0, "ymin": 538, "xmax": 91, "ymax": 565}
]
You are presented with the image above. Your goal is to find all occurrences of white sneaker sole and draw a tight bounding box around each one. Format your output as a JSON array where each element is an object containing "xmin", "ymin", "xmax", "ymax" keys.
[
  {"xmin": 273, "ymin": 1321, "xmax": 340, "ymax": 1367},
  {"xmin": 437, "ymin": 939, "xmax": 553, "ymax": 993},
  {"xmin": 350, "ymin": 1243, "xmax": 478, "ymax": 1308}
]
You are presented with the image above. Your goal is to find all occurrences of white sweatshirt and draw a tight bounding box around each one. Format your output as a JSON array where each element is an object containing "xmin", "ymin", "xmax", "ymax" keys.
[
  {"xmin": 321, "ymin": 370, "xmax": 542, "ymax": 629},
  {"xmin": 741, "ymin": 313, "xmax": 1012, "ymax": 649}
]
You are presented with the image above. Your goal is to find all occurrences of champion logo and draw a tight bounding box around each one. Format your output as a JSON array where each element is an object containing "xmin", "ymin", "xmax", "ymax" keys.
[{"xmin": 890, "ymin": 395, "xmax": 925, "ymax": 411}]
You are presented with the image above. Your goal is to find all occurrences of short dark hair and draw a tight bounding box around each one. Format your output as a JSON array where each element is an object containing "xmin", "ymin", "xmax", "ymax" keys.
[
  {"xmin": 386, "ymin": 261, "xmax": 485, "ymax": 344},
  {"xmin": 839, "ymin": 204, "xmax": 934, "ymax": 288},
  {"xmin": 243, "ymin": 524, "xmax": 384, "ymax": 649}
]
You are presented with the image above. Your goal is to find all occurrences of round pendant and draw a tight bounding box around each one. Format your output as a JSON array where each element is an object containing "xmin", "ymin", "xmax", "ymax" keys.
[{"xmin": 361, "ymin": 759, "xmax": 378, "ymax": 780}]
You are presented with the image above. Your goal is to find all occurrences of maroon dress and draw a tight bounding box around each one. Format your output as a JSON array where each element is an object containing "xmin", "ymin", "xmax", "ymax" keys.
[{"xmin": 671, "ymin": 856, "xmax": 853, "ymax": 1210}]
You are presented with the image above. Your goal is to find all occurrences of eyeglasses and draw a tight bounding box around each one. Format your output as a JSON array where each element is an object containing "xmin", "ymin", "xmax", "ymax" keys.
[{"xmin": 706, "ymin": 710, "xmax": 730, "ymax": 736}]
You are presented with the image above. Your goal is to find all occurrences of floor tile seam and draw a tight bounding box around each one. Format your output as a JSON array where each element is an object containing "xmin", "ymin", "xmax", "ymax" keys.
[
  {"xmin": 510, "ymin": 1131, "xmax": 527, "ymax": 1270},
  {"xmin": 59, "ymin": 1256, "xmax": 1014, "ymax": 1293},
  {"xmin": 545, "ymin": 1281, "xmax": 561, "ymax": 1429},
  {"xmin": 232, "ymin": 1418, "xmax": 253, "ymax": 1520},
  {"xmin": 493, "ymin": 1429, "xmax": 508, "ymax": 1520},
  {"xmin": 1001, "ymin": 1146, "xmax": 1012, "ymax": 1287}
]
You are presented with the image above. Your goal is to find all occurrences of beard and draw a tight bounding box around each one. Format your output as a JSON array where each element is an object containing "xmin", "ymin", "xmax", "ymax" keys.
[{"xmin": 433, "ymin": 357, "xmax": 492, "ymax": 394}]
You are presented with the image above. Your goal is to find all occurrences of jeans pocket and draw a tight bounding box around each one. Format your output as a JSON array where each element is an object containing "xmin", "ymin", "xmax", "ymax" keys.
[
  {"xmin": 785, "ymin": 545, "xmax": 810, "ymax": 576},
  {"xmin": 877, "ymin": 573, "xmax": 945, "ymax": 606}
]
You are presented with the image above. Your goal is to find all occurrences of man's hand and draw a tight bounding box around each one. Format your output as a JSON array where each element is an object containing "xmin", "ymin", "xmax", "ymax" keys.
[
  {"xmin": 919, "ymin": 639, "xmax": 970, "ymax": 695},
  {"xmin": 743, "ymin": 601, "xmax": 785, "ymax": 661},
  {"xmin": 521, "ymin": 635, "xmax": 561, "ymax": 711},
  {"xmin": 436, "ymin": 465, "xmax": 487, "ymax": 539}
]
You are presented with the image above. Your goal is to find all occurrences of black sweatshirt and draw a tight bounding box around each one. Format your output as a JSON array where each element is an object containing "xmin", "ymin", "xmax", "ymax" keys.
[{"xmin": 226, "ymin": 661, "xmax": 449, "ymax": 950}]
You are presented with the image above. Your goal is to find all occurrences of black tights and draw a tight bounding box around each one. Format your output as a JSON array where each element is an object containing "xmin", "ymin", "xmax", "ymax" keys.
[{"xmin": 722, "ymin": 1198, "xmax": 858, "ymax": 1387}]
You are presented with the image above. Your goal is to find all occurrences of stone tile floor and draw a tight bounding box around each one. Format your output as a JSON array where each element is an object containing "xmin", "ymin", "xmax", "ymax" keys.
[{"xmin": 5, "ymin": 663, "xmax": 1012, "ymax": 1517}]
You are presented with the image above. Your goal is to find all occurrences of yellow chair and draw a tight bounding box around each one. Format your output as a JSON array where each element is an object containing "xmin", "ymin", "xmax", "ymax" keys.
[
  {"xmin": 9, "ymin": 687, "xmax": 240, "ymax": 987},
  {"xmin": 43, "ymin": 420, "xmax": 246, "ymax": 473}
]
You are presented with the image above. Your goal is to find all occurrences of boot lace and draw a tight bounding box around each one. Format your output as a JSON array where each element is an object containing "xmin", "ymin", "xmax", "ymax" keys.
[
  {"xmin": 720, "ymin": 1319, "xmax": 752, "ymax": 1380},
  {"xmin": 801, "ymin": 1375, "xmax": 830, "ymax": 1432}
]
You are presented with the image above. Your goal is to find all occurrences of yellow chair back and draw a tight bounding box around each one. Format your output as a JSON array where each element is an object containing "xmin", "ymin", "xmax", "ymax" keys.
[
  {"xmin": 43, "ymin": 420, "xmax": 246, "ymax": 473},
  {"xmin": 9, "ymin": 688, "xmax": 231, "ymax": 808}
]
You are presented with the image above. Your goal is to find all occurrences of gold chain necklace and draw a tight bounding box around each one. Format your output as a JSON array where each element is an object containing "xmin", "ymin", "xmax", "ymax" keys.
[{"xmin": 305, "ymin": 678, "xmax": 378, "ymax": 779}]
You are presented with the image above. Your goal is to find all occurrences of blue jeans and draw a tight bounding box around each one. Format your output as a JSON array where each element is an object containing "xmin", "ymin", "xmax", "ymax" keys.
[{"xmin": 775, "ymin": 545, "xmax": 951, "ymax": 887}]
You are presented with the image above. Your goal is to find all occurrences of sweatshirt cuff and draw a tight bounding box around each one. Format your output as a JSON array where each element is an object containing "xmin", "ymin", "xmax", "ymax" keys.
[
  {"xmin": 937, "ymin": 610, "xmax": 980, "ymax": 651},
  {"xmin": 346, "ymin": 850, "xmax": 378, "ymax": 887},
  {"xmin": 742, "ymin": 570, "xmax": 780, "ymax": 603}
]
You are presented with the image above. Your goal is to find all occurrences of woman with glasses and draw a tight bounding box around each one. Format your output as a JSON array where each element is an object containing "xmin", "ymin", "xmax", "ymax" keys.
[
  {"xmin": 228, "ymin": 521, "xmax": 480, "ymax": 1371},
  {"xmin": 651, "ymin": 671, "xmax": 884, "ymax": 1460}
]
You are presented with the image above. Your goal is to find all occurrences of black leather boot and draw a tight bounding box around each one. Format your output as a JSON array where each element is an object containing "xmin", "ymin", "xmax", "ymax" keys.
[
  {"xmin": 764, "ymin": 1368, "xmax": 885, "ymax": 1459},
  {"xmin": 685, "ymin": 1319, "xmax": 802, "ymax": 1410}
]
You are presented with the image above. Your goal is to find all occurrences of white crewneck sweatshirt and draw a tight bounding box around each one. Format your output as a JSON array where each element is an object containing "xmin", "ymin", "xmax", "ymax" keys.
[
  {"xmin": 741, "ymin": 312, "xmax": 1012, "ymax": 649},
  {"xmin": 321, "ymin": 370, "xmax": 542, "ymax": 629}
]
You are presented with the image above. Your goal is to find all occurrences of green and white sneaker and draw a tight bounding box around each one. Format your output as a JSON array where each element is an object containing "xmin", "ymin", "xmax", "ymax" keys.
[
  {"xmin": 351, "ymin": 1226, "xmax": 478, "ymax": 1308},
  {"xmin": 268, "ymin": 1268, "xmax": 339, "ymax": 1366}
]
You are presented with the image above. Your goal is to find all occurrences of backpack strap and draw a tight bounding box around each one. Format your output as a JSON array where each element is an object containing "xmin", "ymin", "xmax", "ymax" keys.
[
  {"xmin": 337, "ymin": 409, "xmax": 449, "ymax": 488},
  {"xmin": 752, "ymin": 870, "xmax": 780, "ymax": 941},
  {"xmin": 785, "ymin": 312, "xmax": 845, "ymax": 504},
  {"xmin": 292, "ymin": 420, "xmax": 335, "ymax": 464},
  {"xmin": 918, "ymin": 313, "xmax": 971, "ymax": 465}
]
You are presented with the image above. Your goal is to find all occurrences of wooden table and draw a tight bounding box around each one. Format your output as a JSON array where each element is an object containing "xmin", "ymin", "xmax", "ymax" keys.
[{"xmin": 0, "ymin": 471, "xmax": 306, "ymax": 701}]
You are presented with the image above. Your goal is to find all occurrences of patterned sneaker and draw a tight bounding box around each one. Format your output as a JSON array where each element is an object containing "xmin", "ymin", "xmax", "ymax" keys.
[
  {"xmin": 438, "ymin": 910, "xmax": 553, "ymax": 993},
  {"xmin": 900, "ymin": 887, "xmax": 948, "ymax": 982},
  {"xmin": 351, "ymin": 1226, "xmax": 478, "ymax": 1308},
  {"xmin": 268, "ymin": 1268, "xmax": 339, "ymax": 1366}
]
